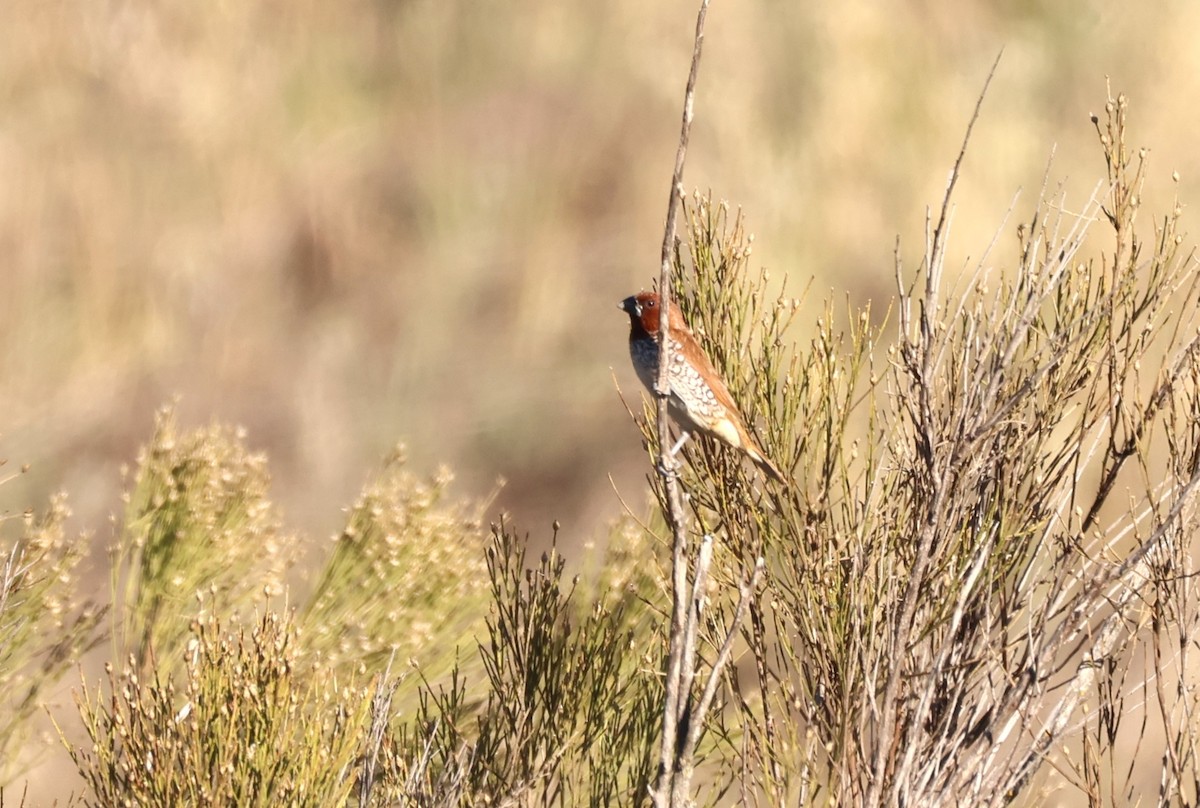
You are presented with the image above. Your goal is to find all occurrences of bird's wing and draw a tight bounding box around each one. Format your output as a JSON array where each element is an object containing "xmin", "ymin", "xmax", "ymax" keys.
[
  {"xmin": 677, "ymin": 328, "xmax": 787, "ymax": 483},
  {"xmin": 677, "ymin": 331, "xmax": 752, "ymax": 425}
]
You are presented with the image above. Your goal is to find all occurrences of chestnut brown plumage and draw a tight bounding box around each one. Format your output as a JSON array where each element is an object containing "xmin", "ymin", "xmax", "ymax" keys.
[{"xmin": 619, "ymin": 291, "xmax": 786, "ymax": 483}]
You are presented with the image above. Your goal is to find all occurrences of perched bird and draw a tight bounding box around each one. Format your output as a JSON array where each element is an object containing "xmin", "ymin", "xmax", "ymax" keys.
[{"xmin": 619, "ymin": 291, "xmax": 786, "ymax": 483}]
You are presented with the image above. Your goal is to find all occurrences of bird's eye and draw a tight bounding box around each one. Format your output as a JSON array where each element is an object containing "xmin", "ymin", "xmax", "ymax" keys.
[{"xmin": 646, "ymin": 299, "xmax": 656, "ymax": 308}]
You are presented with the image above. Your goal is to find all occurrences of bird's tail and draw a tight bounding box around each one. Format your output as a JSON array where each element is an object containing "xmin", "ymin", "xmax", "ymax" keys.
[{"xmin": 748, "ymin": 446, "xmax": 787, "ymax": 485}]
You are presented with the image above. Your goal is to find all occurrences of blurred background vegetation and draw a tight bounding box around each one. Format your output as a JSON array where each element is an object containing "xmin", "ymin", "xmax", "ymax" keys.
[{"xmin": 2, "ymin": 0, "xmax": 1199, "ymax": 801}]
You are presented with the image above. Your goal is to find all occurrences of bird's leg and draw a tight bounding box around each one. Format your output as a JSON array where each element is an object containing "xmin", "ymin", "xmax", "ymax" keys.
[{"xmin": 656, "ymin": 432, "xmax": 690, "ymax": 479}]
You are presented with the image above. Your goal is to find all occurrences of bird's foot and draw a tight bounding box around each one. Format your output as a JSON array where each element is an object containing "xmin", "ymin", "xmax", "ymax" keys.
[{"xmin": 656, "ymin": 456, "xmax": 681, "ymax": 480}]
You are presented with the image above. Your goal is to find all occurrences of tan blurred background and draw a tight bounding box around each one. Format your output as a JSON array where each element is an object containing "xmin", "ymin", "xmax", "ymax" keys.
[
  {"xmin": 4, "ymin": 0, "xmax": 1200, "ymax": 802},
  {"xmin": 4, "ymin": 0, "xmax": 1199, "ymax": 543}
]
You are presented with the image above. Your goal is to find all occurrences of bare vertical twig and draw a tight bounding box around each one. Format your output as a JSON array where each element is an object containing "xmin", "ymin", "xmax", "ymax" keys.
[
  {"xmin": 865, "ymin": 52, "xmax": 1001, "ymax": 808},
  {"xmin": 357, "ymin": 651, "xmax": 399, "ymax": 808},
  {"xmin": 649, "ymin": 2, "xmax": 765, "ymax": 806},
  {"xmin": 650, "ymin": 2, "xmax": 710, "ymax": 806}
]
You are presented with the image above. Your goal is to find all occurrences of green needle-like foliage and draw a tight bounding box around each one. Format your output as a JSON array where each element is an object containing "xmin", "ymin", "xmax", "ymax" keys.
[
  {"xmin": 377, "ymin": 520, "xmax": 663, "ymax": 807},
  {"xmin": 631, "ymin": 93, "xmax": 1200, "ymax": 806},
  {"xmin": 114, "ymin": 406, "xmax": 290, "ymax": 674},
  {"xmin": 300, "ymin": 448, "xmax": 489, "ymax": 679},
  {"xmin": 0, "ymin": 494, "xmax": 105, "ymax": 785},
  {"xmin": 69, "ymin": 611, "xmax": 370, "ymax": 807}
]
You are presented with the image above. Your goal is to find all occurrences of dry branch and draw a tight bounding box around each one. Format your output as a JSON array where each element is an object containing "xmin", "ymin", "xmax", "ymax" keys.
[{"xmin": 648, "ymin": 2, "xmax": 767, "ymax": 806}]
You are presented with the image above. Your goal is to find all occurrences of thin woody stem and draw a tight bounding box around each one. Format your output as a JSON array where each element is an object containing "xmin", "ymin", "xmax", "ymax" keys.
[
  {"xmin": 867, "ymin": 52, "xmax": 1000, "ymax": 808},
  {"xmin": 686, "ymin": 558, "xmax": 765, "ymax": 756},
  {"xmin": 652, "ymin": 1, "xmax": 710, "ymax": 806}
]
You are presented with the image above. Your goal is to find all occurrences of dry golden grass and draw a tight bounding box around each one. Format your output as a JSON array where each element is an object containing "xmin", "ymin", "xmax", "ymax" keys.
[
  {"xmin": 2, "ymin": 1, "xmax": 1200, "ymax": 803},
  {"xmin": 2, "ymin": 2, "xmax": 1199, "ymax": 539}
]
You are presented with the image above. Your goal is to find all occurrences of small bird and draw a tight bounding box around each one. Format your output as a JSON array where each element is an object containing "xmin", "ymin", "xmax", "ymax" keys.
[{"xmin": 619, "ymin": 291, "xmax": 786, "ymax": 483}]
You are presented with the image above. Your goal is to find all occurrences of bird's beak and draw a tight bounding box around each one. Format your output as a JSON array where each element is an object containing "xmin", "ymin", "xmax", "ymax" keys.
[{"xmin": 619, "ymin": 296, "xmax": 641, "ymax": 317}]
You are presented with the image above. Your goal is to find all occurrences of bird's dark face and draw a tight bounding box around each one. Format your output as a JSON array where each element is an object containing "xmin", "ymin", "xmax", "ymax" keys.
[{"xmin": 619, "ymin": 292, "xmax": 661, "ymax": 337}]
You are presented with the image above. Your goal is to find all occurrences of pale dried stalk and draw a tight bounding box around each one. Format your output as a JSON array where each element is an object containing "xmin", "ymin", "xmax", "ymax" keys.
[
  {"xmin": 866, "ymin": 51, "xmax": 1002, "ymax": 808},
  {"xmin": 648, "ymin": 2, "xmax": 764, "ymax": 806}
]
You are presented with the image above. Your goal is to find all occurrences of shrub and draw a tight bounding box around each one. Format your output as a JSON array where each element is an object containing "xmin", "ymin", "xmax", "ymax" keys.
[
  {"xmin": 20, "ymin": 87, "xmax": 1200, "ymax": 808},
  {"xmin": 0, "ymin": 491, "xmax": 104, "ymax": 785},
  {"xmin": 69, "ymin": 611, "xmax": 370, "ymax": 807},
  {"xmin": 114, "ymin": 407, "xmax": 289, "ymax": 673}
]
